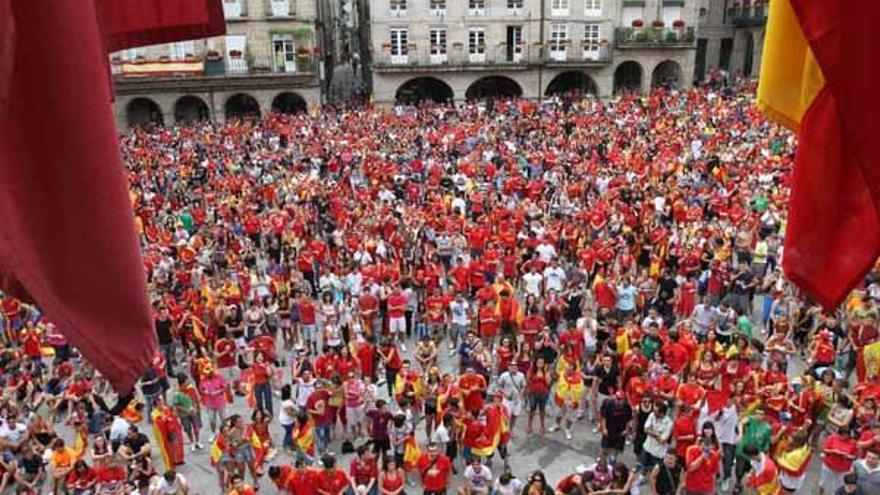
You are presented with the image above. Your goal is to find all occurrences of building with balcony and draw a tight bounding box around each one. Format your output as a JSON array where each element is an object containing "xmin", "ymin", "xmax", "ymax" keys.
[
  {"xmin": 112, "ymin": 0, "xmax": 323, "ymax": 129},
  {"xmin": 367, "ymin": 0, "xmax": 698, "ymax": 104},
  {"xmin": 693, "ymin": 0, "xmax": 765, "ymax": 81}
]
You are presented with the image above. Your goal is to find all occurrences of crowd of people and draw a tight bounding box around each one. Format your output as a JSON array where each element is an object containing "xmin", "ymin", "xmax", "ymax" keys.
[{"xmin": 1, "ymin": 80, "xmax": 880, "ymax": 495}]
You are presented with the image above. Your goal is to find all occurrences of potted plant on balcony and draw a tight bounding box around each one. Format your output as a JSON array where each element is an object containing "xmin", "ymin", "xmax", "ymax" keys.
[
  {"xmin": 133, "ymin": 54, "xmax": 146, "ymax": 64},
  {"xmin": 453, "ymin": 41, "xmax": 464, "ymax": 50},
  {"xmin": 159, "ymin": 55, "xmax": 171, "ymax": 62},
  {"xmin": 652, "ymin": 20, "xmax": 665, "ymax": 30},
  {"xmin": 229, "ymin": 49, "xmax": 243, "ymax": 59},
  {"xmin": 380, "ymin": 42, "xmax": 392, "ymax": 51},
  {"xmin": 206, "ymin": 50, "xmax": 222, "ymax": 61},
  {"xmin": 673, "ymin": 19, "xmax": 685, "ymax": 28},
  {"xmin": 631, "ymin": 19, "xmax": 644, "ymax": 28},
  {"xmin": 111, "ymin": 55, "xmax": 122, "ymax": 64},
  {"xmin": 599, "ymin": 38, "xmax": 608, "ymax": 46}
]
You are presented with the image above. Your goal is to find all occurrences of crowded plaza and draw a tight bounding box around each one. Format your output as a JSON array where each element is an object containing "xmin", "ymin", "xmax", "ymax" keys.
[{"xmin": 1, "ymin": 77, "xmax": 879, "ymax": 495}]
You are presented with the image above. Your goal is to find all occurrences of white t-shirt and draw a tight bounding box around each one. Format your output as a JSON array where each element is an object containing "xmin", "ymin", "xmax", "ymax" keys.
[
  {"xmin": 152, "ymin": 473, "xmax": 187, "ymax": 494},
  {"xmin": 522, "ymin": 272, "xmax": 543, "ymax": 296},
  {"xmin": 642, "ymin": 413, "xmax": 673, "ymax": 459},
  {"xmin": 109, "ymin": 417, "xmax": 131, "ymax": 443},
  {"xmin": 450, "ymin": 300, "xmax": 470, "ymax": 326},
  {"xmin": 279, "ymin": 399, "xmax": 297, "ymax": 426},
  {"xmin": 493, "ymin": 478, "xmax": 523, "ymax": 495},
  {"xmin": 543, "ymin": 266, "xmax": 566, "ymax": 292},
  {"xmin": 535, "ymin": 243, "xmax": 557, "ymax": 262},
  {"xmin": 464, "ymin": 465, "xmax": 493, "ymax": 491}
]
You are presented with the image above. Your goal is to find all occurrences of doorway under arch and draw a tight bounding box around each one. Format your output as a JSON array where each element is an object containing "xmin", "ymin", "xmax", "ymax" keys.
[
  {"xmin": 651, "ymin": 60, "xmax": 683, "ymax": 89},
  {"xmin": 394, "ymin": 77, "xmax": 454, "ymax": 104},
  {"xmin": 174, "ymin": 96, "xmax": 210, "ymax": 125},
  {"xmin": 465, "ymin": 75, "xmax": 523, "ymax": 101},
  {"xmin": 127, "ymin": 98, "xmax": 164, "ymax": 128},
  {"xmin": 224, "ymin": 93, "xmax": 261, "ymax": 120},
  {"xmin": 272, "ymin": 92, "xmax": 308, "ymax": 114},
  {"xmin": 613, "ymin": 61, "xmax": 644, "ymax": 94},
  {"xmin": 545, "ymin": 71, "xmax": 598, "ymax": 96}
]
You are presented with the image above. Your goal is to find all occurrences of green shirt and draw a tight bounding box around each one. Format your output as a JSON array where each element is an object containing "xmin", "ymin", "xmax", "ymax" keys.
[
  {"xmin": 752, "ymin": 196, "xmax": 769, "ymax": 213},
  {"xmin": 179, "ymin": 212, "xmax": 194, "ymax": 235},
  {"xmin": 736, "ymin": 416, "xmax": 771, "ymax": 455},
  {"xmin": 171, "ymin": 390, "xmax": 194, "ymax": 416},
  {"xmin": 642, "ymin": 334, "xmax": 662, "ymax": 361},
  {"xmin": 737, "ymin": 316, "xmax": 753, "ymax": 340}
]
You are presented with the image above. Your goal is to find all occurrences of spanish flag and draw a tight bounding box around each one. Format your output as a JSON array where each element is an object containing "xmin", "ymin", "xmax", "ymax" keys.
[
  {"xmin": 402, "ymin": 436, "xmax": 422, "ymax": 471},
  {"xmin": 863, "ymin": 341, "xmax": 880, "ymax": 381},
  {"xmin": 72, "ymin": 426, "xmax": 88, "ymax": 460},
  {"xmin": 294, "ymin": 420, "xmax": 316, "ymax": 458},
  {"xmin": 210, "ymin": 434, "xmax": 227, "ymax": 466},
  {"xmin": 758, "ymin": 0, "xmax": 880, "ymax": 309},
  {"xmin": 774, "ymin": 444, "xmax": 812, "ymax": 480},
  {"xmin": 470, "ymin": 405, "xmax": 507, "ymax": 457}
]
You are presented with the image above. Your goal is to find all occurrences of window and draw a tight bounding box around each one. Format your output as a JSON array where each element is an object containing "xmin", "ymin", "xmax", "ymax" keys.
[
  {"xmin": 270, "ymin": 0, "xmax": 291, "ymax": 17},
  {"xmin": 390, "ymin": 28, "xmax": 408, "ymax": 63},
  {"xmin": 662, "ymin": 6, "xmax": 682, "ymax": 26},
  {"xmin": 430, "ymin": 0, "xmax": 446, "ymax": 17},
  {"xmin": 272, "ymin": 34, "xmax": 296, "ymax": 73},
  {"xmin": 122, "ymin": 48, "xmax": 143, "ymax": 61},
  {"xmin": 621, "ymin": 6, "xmax": 644, "ymax": 26},
  {"xmin": 429, "ymin": 28, "xmax": 447, "ymax": 63},
  {"xmin": 223, "ymin": 0, "xmax": 244, "ymax": 18},
  {"xmin": 225, "ymin": 35, "xmax": 248, "ymax": 73},
  {"xmin": 170, "ymin": 41, "xmax": 195, "ymax": 61},
  {"xmin": 390, "ymin": 0, "xmax": 406, "ymax": 17},
  {"xmin": 550, "ymin": 23, "xmax": 568, "ymax": 61},
  {"xmin": 469, "ymin": 0, "xmax": 485, "ymax": 16},
  {"xmin": 507, "ymin": 0, "xmax": 523, "ymax": 14},
  {"xmin": 582, "ymin": 23, "xmax": 600, "ymax": 60},
  {"xmin": 585, "ymin": 0, "xmax": 601, "ymax": 17},
  {"xmin": 551, "ymin": 0, "xmax": 570, "ymax": 17},
  {"xmin": 468, "ymin": 27, "xmax": 486, "ymax": 62},
  {"xmin": 506, "ymin": 25, "xmax": 523, "ymax": 62}
]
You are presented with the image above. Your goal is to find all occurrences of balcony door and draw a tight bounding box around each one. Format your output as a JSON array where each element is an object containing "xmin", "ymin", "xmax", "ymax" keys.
[
  {"xmin": 506, "ymin": 26, "xmax": 523, "ymax": 62},
  {"xmin": 469, "ymin": 28, "xmax": 486, "ymax": 63},
  {"xmin": 390, "ymin": 28, "xmax": 408, "ymax": 64}
]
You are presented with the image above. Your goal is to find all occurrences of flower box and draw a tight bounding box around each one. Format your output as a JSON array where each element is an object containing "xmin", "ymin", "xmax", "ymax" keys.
[
  {"xmin": 229, "ymin": 50, "xmax": 243, "ymax": 58},
  {"xmin": 599, "ymin": 39, "xmax": 608, "ymax": 45},
  {"xmin": 652, "ymin": 20, "xmax": 665, "ymax": 28},
  {"xmin": 632, "ymin": 19, "xmax": 644, "ymax": 27},
  {"xmin": 206, "ymin": 50, "xmax": 222, "ymax": 60},
  {"xmin": 159, "ymin": 55, "xmax": 171, "ymax": 62},
  {"xmin": 672, "ymin": 20, "xmax": 685, "ymax": 28}
]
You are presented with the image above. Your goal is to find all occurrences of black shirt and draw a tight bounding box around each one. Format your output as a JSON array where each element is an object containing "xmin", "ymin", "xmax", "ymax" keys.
[
  {"xmin": 124, "ymin": 432, "xmax": 150, "ymax": 454},
  {"xmin": 155, "ymin": 318, "xmax": 173, "ymax": 345},
  {"xmin": 596, "ymin": 365, "xmax": 619, "ymax": 396},
  {"xmin": 600, "ymin": 398, "xmax": 633, "ymax": 437},
  {"xmin": 18, "ymin": 455, "xmax": 42, "ymax": 476}
]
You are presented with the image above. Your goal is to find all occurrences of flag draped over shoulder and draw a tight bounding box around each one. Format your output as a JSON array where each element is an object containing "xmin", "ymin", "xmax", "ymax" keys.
[
  {"xmin": 294, "ymin": 420, "xmax": 316, "ymax": 457},
  {"xmin": 0, "ymin": 1, "xmax": 225, "ymax": 393},
  {"xmin": 470, "ymin": 405, "xmax": 508, "ymax": 457},
  {"xmin": 757, "ymin": 0, "xmax": 880, "ymax": 309},
  {"xmin": 402, "ymin": 436, "xmax": 421, "ymax": 471}
]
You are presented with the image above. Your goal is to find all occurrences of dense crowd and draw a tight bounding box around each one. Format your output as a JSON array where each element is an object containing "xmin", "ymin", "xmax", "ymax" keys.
[{"xmin": 1, "ymin": 81, "xmax": 880, "ymax": 495}]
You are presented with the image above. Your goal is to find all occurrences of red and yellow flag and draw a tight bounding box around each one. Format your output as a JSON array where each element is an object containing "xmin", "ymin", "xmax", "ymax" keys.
[
  {"xmin": 294, "ymin": 420, "xmax": 316, "ymax": 457},
  {"xmin": 758, "ymin": 0, "xmax": 880, "ymax": 309},
  {"xmin": 402, "ymin": 436, "xmax": 422, "ymax": 471}
]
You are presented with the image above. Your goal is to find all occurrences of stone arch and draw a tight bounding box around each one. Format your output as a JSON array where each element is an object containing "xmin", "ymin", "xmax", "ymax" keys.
[
  {"xmin": 224, "ymin": 93, "xmax": 261, "ymax": 120},
  {"xmin": 174, "ymin": 95, "xmax": 210, "ymax": 125},
  {"xmin": 126, "ymin": 97, "xmax": 164, "ymax": 128},
  {"xmin": 271, "ymin": 92, "xmax": 308, "ymax": 114},
  {"xmin": 545, "ymin": 71, "xmax": 598, "ymax": 96},
  {"xmin": 465, "ymin": 75, "xmax": 523, "ymax": 101},
  {"xmin": 613, "ymin": 61, "xmax": 644, "ymax": 94},
  {"xmin": 394, "ymin": 77, "xmax": 454, "ymax": 104},
  {"xmin": 651, "ymin": 60, "xmax": 683, "ymax": 89}
]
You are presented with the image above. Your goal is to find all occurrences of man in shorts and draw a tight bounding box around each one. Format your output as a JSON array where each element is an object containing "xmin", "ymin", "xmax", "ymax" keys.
[{"xmin": 497, "ymin": 361, "xmax": 526, "ymax": 432}]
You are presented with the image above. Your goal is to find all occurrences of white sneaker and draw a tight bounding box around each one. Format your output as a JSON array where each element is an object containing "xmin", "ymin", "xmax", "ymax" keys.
[
  {"xmin": 400, "ymin": 343, "xmax": 407, "ymax": 352},
  {"xmin": 191, "ymin": 444, "xmax": 198, "ymax": 452},
  {"xmin": 721, "ymin": 479, "xmax": 731, "ymax": 492},
  {"xmin": 195, "ymin": 443, "xmax": 204, "ymax": 450},
  {"xmin": 591, "ymin": 426, "xmax": 599, "ymax": 434},
  {"xmin": 564, "ymin": 429, "xmax": 572, "ymax": 440},
  {"xmin": 548, "ymin": 425, "xmax": 559, "ymax": 433}
]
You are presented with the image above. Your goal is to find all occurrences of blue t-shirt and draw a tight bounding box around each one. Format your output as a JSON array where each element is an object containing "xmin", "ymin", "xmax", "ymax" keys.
[{"xmin": 616, "ymin": 285, "xmax": 637, "ymax": 311}]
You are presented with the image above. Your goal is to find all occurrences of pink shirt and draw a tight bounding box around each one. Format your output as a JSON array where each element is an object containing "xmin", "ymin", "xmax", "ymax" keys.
[
  {"xmin": 199, "ymin": 375, "xmax": 228, "ymax": 410},
  {"xmin": 345, "ymin": 380, "xmax": 365, "ymax": 408}
]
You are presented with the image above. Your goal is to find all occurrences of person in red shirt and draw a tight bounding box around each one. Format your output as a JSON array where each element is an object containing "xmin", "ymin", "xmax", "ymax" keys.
[
  {"xmin": 386, "ymin": 286, "xmax": 409, "ymax": 350},
  {"xmin": 417, "ymin": 442, "xmax": 453, "ymax": 495},
  {"xmin": 478, "ymin": 300, "xmax": 499, "ymax": 348},
  {"xmin": 348, "ymin": 445, "xmax": 378, "ymax": 493},
  {"xmin": 821, "ymin": 428, "xmax": 859, "ymax": 494},
  {"xmin": 316, "ymin": 456, "xmax": 351, "ymax": 495},
  {"xmin": 358, "ymin": 291, "xmax": 380, "ymax": 338},
  {"xmin": 673, "ymin": 404, "xmax": 698, "ymax": 460},
  {"xmin": 661, "ymin": 331, "xmax": 690, "ymax": 376},
  {"xmin": 684, "ymin": 422, "xmax": 721, "ymax": 495},
  {"xmin": 458, "ymin": 367, "xmax": 488, "ymax": 413},
  {"xmin": 214, "ymin": 329, "xmax": 239, "ymax": 391},
  {"xmin": 270, "ymin": 460, "xmax": 318, "ymax": 495},
  {"xmin": 298, "ymin": 294, "xmax": 319, "ymax": 354}
]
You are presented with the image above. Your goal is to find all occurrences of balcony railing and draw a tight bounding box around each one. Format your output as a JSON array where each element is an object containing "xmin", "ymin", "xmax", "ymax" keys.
[
  {"xmin": 373, "ymin": 44, "xmax": 611, "ymax": 69},
  {"xmin": 113, "ymin": 54, "xmax": 318, "ymax": 78},
  {"xmin": 615, "ymin": 27, "xmax": 696, "ymax": 47},
  {"xmin": 727, "ymin": 4, "xmax": 768, "ymax": 27}
]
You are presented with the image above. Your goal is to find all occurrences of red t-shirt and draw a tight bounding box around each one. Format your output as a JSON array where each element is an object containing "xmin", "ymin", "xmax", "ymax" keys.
[
  {"xmin": 823, "ymin": 434, "xmax": 858, "ymax": 472},
  {"xmin": 316, "ymin": 469, "xmax": 349, "ymax": 495},
  {"xmin": 215, "ymin": 339, "xmax": 236, "ymax": 369},
  {"xmin": 684, "ymin": 445, "xmax": 720, "ymax": 494},
  {"xmin": 386, "ymin": 293, "xmax": 407, "ymax": 319},
  {"xmin": 349, "ymin": 457, "xmax": 378, "ymax": 485},
  {"xmin": 673, "ymin": 414, "xmax": 697, "ymax": 459},
  {"xmin": 417, "ymin": 453, "xmax": 452, "ymax": 491},
  {"xmin": 299, "ymin": 301, "xmax": 317, "ymax": 325},
  {"xmin": 290, "ymin": 468, "xmax": 317, "ymax": 495},
  {"xmin": 250, "ymin": 362, "xmax": 270, "ymax": 385}
]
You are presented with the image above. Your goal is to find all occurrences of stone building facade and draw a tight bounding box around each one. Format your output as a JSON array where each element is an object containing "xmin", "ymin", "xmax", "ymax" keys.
[
  {"xmin": 112, "ymin": 0, "xmax": 323, "ymax": 129},
  {"xmin": 367, "ymin": 0, "xmax": 699, "ymax": 104},
  {"xmin": 693, "ymin": 0, "xmax": 765, "ymax": 81}
]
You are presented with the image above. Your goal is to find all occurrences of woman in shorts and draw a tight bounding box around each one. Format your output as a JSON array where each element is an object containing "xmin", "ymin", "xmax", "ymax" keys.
[{"xmin": 526, "ymin": 357, "xmax": 552, "ymax": 435}]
